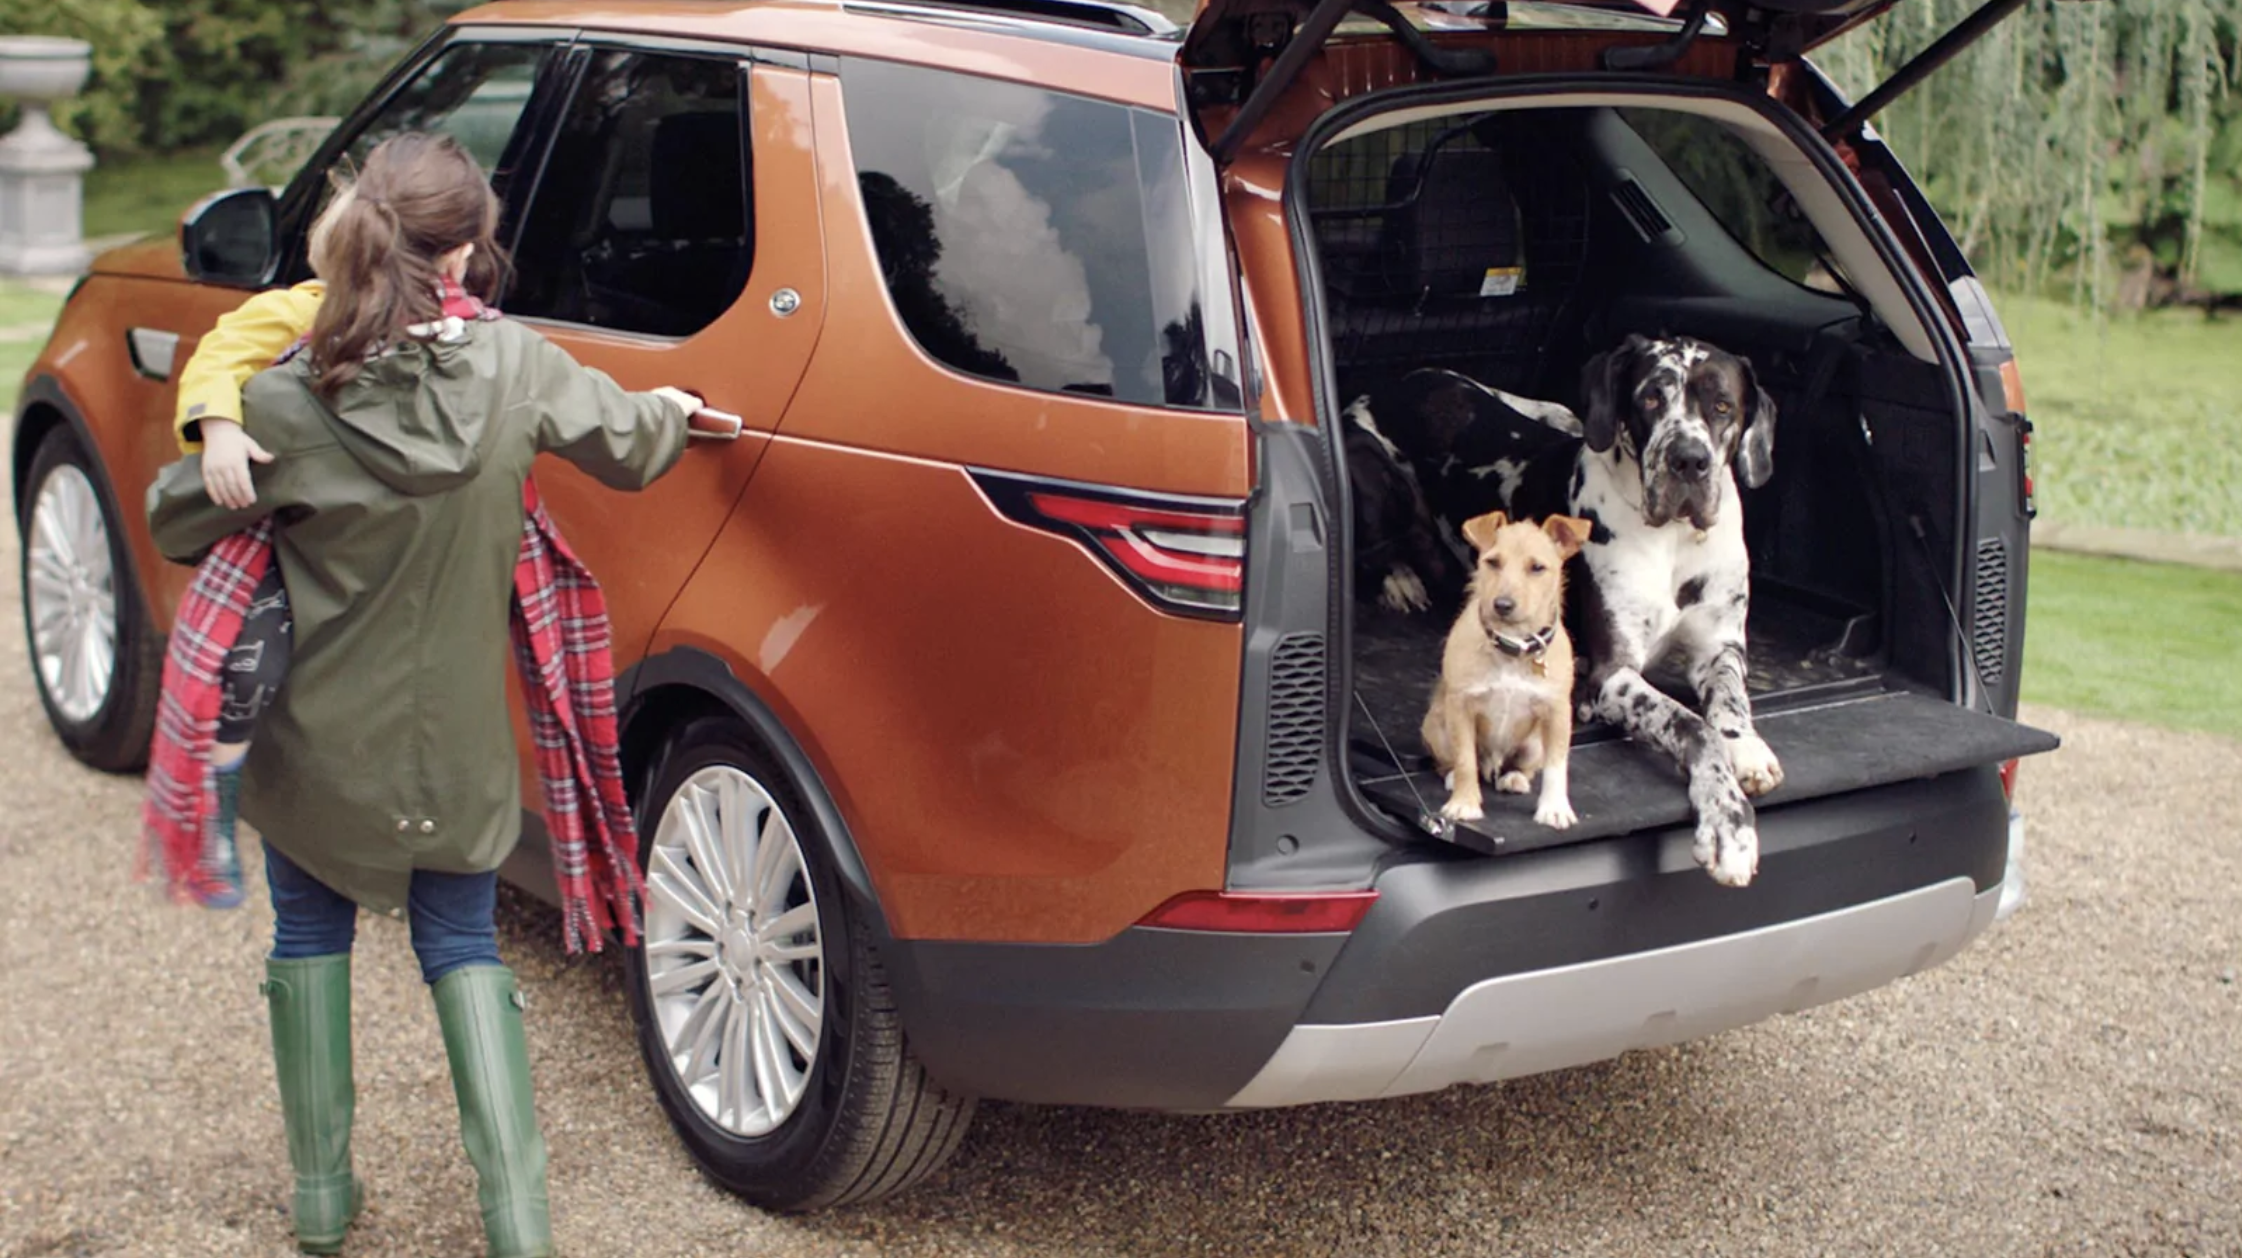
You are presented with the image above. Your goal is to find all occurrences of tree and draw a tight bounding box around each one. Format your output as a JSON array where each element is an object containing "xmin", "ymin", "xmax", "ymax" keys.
[{"xmin": 1817, "ymin": 0, "xmax": 2242, "ymax": 304}]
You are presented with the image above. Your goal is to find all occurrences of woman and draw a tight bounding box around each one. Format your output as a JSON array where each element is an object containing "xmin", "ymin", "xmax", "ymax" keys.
[{"xmin": 147, "ymin": 132, "xmax": 699, "ymax": 1257}]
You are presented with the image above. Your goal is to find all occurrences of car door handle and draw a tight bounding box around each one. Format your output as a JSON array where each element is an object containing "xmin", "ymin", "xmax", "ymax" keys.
[{"xmin": 687, "ymin": 407, "xmax": 743, "ymax": 441}]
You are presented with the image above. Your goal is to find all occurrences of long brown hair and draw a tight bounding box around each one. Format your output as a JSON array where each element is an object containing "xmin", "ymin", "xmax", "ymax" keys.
[{"xmin": 306, "ymin": 132, "xmax": 511, "ymax": 400}]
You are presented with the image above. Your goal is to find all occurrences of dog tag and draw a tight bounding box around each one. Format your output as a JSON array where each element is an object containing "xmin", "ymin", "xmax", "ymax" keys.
[{"xmin": 1532, "ymin": 657, "xmax": 1548, "ymax": 678}]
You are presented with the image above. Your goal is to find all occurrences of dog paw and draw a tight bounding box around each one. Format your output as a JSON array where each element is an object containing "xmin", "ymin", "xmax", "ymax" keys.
[
  {"xmin": 1379, "ymin": 567, "xmax": 1431, "ymax": 614},
  {"xmin": 1495, "ymin": 770, "xmax": 1531, "ymax": 795},
  {"xmin": 1440, "ymin": 796, "xmax": 1484, "ymax": 823},
  {"xmin": 1694, "ymin": 817, "xmax": 1759, "ymax": 887},
  {"xmin": 1730, "ymin": 734, "xmax": 1784, "ymax": 798},
  {"xmin": 1534, "ymin": 798, "xmax": 1577, "ymax": 829}
]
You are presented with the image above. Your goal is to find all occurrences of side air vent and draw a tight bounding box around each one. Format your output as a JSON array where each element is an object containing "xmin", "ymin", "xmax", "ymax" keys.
[
  {"xmin": 1971, "ymin": 537, "xmax": 2008, "ymax": 690},
  {"xmin": 1610, "ymin": 173, "xmax": 1682, "ymax": 246},
  {"xmin": 1264, "ymin": 633, "xmax": 1327, "ymax": 806}
]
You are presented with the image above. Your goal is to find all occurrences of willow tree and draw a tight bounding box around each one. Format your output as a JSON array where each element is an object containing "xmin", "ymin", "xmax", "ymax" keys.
[{"xmin": 1818, "ymin": 0, "xmax": 2242, "ymax": 304}]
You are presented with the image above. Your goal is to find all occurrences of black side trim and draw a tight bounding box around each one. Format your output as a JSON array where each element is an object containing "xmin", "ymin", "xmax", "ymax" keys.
[
  {"xmin": 880, "ymin": 925, "xmax": 1348, "ymax": 1107},
  {"xmin": 1306, "ymin": 764, "xmax": 2012, "ymax": 1023},
  {"xmin": 619, "ymin": 647, "xmax": 884, "ymax": 923}
]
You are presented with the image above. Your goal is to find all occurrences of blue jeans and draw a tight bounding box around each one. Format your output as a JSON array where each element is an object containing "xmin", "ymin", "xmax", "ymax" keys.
[{"xmin": 265, "ymin": 845, "xmax": 502, "ymax": 985}]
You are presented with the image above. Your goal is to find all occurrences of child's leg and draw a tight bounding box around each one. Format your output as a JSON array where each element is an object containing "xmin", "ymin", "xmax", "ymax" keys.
[
  {"xmin": 216, "ymin": 564, "xmax": 293, "ymax": 761},
  {"xmin": 201, "ymin": 566, "xmax": 291, "ymax": 907}
]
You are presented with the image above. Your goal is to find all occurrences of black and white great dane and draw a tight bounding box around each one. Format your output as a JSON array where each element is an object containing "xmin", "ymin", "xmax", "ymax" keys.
[{"xmin": 1504, "ymin": 333, "xmax": 1784, "ymax": 885}]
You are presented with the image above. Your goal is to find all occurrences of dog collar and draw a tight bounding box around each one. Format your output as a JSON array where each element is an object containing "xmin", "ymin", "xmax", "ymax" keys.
[{"xmin": 1490, "ymin": 625, "xmax": 1556, "ymax": 659}]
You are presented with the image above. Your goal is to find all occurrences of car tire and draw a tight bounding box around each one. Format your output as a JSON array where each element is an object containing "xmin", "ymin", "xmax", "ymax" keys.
[
  {"xmin": 623, "ymin": 715, "xmax": 976, "ymax": 1212},
  {"xmin": 17, "ymin": 426, "xmax": 162, "ymax": 773}
]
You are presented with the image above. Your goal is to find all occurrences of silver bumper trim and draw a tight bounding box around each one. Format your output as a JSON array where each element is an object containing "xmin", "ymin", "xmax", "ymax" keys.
[{"xmin": 1227, "ymin": 876, "xmax": 2001, "ymax": 1109}]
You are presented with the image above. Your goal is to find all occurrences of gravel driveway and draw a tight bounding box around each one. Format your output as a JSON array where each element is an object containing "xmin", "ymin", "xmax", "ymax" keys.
[{"xmin": 1, "ymin": 510, "xmax": 2236, "ymax": 1256}]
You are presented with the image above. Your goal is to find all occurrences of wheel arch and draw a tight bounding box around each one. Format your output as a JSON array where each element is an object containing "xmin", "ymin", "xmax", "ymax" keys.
[
  {"xmin": 618, "ymin": 646, "xmax": 887, "ymax": 933},
  {"xmin": 12, "ymin": 376, "xmax": 100, "ymax": 528}
]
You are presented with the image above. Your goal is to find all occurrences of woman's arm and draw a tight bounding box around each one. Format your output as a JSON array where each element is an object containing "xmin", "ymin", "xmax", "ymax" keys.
[
  {"xmin": 520, "ymin": 328, "xmax": 696, "ymax": 490},
  {"xmin": 146, "ymin": 446, "xmax": 314, "ymax": 564}
]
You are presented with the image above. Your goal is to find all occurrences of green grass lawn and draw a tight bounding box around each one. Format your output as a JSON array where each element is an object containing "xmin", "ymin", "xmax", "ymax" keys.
[
  {"xmin": 0, "ymin": 282, "xmax": 65, "ymax": 418},
  {"xmin": 82, "ymin": 147, "xmax": 226, "ymax": 242},
  {"xmin": 2023, "ymin": 549, "xmax": 2242, "ymax": 739},
  {"xmin": 0, "ymin": 282, "xmax": 63, "ymax": 330},
  {"xmin": 2000, "ymin": 292, "xmax": 2242, "ymax": 539}
]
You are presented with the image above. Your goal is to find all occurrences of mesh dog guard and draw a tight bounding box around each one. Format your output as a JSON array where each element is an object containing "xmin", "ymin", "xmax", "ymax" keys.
[{"xmin": 1308, "ymin": 111, "xmax": 1592, "ymax": 402}]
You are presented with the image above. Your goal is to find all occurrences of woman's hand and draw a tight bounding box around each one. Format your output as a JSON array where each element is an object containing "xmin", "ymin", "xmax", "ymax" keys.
[
  {"xmin": 649, "ymin": 386, "xmax": 704, "ymax": 418},
  {"xmin": 200, "ymin": 419, "xmax": 274, "ymax": 510}
]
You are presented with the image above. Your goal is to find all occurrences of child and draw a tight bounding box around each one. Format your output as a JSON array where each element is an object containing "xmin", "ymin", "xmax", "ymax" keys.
[{"xmin": 168, "ymin": 278, "xmax": 326, "ymax": 907}]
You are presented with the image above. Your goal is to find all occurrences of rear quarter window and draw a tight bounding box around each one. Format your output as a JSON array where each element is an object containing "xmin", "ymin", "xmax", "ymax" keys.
[
  {"xmin": 1618, "ymin": 108, "xmax": 1845, "ymax": 294},
  {"xmin": 840, "ymin": 58, "xmax": 1230, "ymax": 410}
]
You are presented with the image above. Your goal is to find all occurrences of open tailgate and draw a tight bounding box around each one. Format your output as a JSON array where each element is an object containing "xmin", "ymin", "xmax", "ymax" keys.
[{"xmin": 1358, "ymin": 689, "xmax": 2057, "ymax": 856}]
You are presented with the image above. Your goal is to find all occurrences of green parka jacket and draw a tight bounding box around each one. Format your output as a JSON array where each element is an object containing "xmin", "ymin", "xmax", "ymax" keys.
[{"xmin": 147, "ymin": 317, "xmax": 689, "ymax": 915}]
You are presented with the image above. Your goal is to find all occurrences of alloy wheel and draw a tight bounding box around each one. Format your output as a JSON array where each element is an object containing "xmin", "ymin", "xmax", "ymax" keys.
[
  {"xmin": 643, "ymin": 763, "xmax": 826, "ymax": 1137},
  {"xmin": 25, "ymin": 463, "xmax": 117, "ymax": 724}
]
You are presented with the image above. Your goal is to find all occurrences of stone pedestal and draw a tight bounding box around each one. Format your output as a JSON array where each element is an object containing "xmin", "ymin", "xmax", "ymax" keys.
[{"xmin": 0, "ymin": 37, "xmax": 95, "ymax": 277}]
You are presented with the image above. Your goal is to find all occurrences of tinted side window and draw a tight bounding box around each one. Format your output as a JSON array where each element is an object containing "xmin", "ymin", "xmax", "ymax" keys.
[
  {"xmin": 1618, "ymin": 108, "xmax": 1842, "ymax": 292},
  {"xmin": 506, "ymin": 51, "xmax": 752, "ymax": 338},
  {"xmin": 347, "ymin": 41, "xmax": 552, "ymax": 196},
  {"xmin": 841, "ymin": 58, "xmax": 1227, "ymax": 409}
]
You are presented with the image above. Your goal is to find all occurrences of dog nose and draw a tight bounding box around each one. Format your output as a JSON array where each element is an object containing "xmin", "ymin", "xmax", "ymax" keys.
[
  {"xmin": 1491, "ymin": 596, "xmax": 1516, "ymax": 617},
  {"xmin": 1667, "ymin": 439, "xmax": 1713, "ymax": 480}
]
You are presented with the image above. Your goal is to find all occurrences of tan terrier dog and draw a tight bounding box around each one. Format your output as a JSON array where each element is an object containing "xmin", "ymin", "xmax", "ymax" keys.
[{"xmin": 1422, "ymin": 511, "xmax": 1594, "ymax": 828}]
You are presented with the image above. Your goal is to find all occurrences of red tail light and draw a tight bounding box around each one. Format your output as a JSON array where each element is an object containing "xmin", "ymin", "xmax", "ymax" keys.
[
  {"xmin": 1138, "ymin": 890, "xmax": 1379, "ymax": 933},
  {"xmin": 974, "ymin": 470, "xmax": 1246, "ymax": 619},
  {"xmin": 1999, "ymin": 757, "xmax": 2020, "ymax": 801}
]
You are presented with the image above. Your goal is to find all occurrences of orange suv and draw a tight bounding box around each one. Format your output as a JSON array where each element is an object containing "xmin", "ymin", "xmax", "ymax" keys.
[{"xmin": 16, "ymin": 0, "xmax": 2054, "ymax": 1211}]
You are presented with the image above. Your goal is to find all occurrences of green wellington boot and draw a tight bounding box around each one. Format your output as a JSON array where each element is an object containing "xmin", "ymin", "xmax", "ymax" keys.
[
  {"xmin": 262, "ymin": 955, "xmax": 364, "ymax": 1254},
  {"xmin": 432, "ymin": 966, "xmax": 553, "ymax": 1258}
]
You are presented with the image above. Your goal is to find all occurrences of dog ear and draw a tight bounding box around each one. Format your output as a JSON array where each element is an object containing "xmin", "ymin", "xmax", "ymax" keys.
[
  {"xmin": 1734, "ymin": 357, "xmax": 1778, "ymax": 489},
  {"xmin": 1579, "ymin": 337, "xmax": 1643, "ymax": 454},
  {"xmin": 1540, "ymin": 514, "xmax": 1594, "ymax": 560},
  {"xmin": 1461, "ymin": 510, "xmax": 1508, "ymax": 553}
]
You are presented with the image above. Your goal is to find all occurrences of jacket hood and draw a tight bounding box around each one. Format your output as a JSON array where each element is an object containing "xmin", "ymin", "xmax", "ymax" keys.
[{"xmin": 316, "ymin": 325, "xmax": 499, "ymax": 496}]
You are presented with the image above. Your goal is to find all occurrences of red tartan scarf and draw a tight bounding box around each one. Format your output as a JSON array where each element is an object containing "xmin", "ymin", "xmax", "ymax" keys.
[{"xmin": 142, "ymin": 285, "xmax": 643, "ymax": 953}]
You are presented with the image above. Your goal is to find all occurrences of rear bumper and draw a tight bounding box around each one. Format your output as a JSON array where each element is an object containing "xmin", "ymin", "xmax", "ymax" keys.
[
  {"xmin": 1230, "ymin": 874, "xmax": 1999, "ymax": 1107},
  {"xmin": 880, "ymin": 765, "xmax": 2013, "ymax": 1110}
]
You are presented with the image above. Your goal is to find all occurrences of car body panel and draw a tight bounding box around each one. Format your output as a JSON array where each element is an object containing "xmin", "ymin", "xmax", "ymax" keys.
[
  {"xmin": 515, "ymin": 62, "xmax": 829, "ymax": 663},
  {"xmin": 650, "ymin": 436, "xmax": 1243, "ymax": 944}
]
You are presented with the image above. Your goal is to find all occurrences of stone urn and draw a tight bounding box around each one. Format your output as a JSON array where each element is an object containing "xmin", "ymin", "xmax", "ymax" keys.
[{"xmin": 0, "ymin": 35, "xmax": 96, "ymax": 276}]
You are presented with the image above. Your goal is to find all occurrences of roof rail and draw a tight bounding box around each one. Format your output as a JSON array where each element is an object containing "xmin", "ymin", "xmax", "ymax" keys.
[{"xmin": 856, "ymin": 0, "xmax": 1182, "ymax": 36}]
